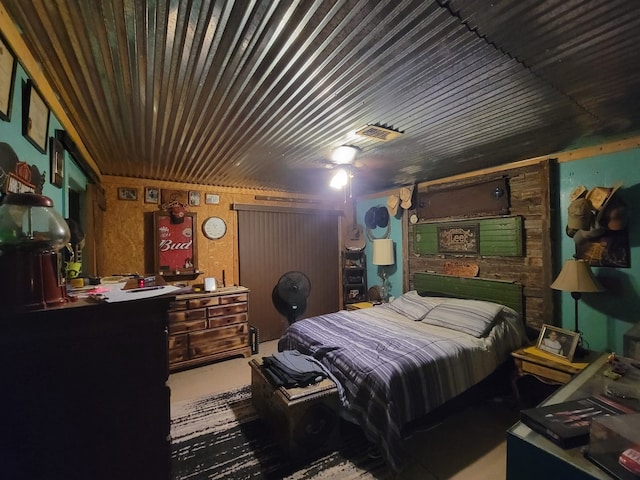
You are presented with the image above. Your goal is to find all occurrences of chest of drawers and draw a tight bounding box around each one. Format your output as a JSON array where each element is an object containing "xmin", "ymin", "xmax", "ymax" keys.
[{"xmin": 168, "ymin": 287, "xmax": 251, "ymax": 371}]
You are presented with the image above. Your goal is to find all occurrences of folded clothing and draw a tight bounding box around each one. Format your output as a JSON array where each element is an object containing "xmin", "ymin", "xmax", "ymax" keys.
[{"xmin": 262, "ymin": 350, "xmax": 327, "ymax": 388}]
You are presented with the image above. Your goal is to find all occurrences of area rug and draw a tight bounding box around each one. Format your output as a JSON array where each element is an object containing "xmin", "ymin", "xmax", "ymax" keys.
[{"xmin": 170, "ymin": 385, "xmax": 392, "ymax": 479}]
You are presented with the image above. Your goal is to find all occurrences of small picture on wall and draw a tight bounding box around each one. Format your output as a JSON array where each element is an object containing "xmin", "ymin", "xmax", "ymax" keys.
[
  {"xmin": 205, "ymin": 193, "xmax": 220, "ymax": 205},
  {"xmin": 118, "ymin": 187, "xmax": 138, "ymax": 201},
  {"xmin": 189, "ymin": 190, "xmax": 201, "ymax": 206},
  {"xmin": 49, "ymin": 137, "xmax": 64, "ymax": 188},
  {"xmin": 144, "ymin": 187, "xmax": 159, "ymax": 204}
]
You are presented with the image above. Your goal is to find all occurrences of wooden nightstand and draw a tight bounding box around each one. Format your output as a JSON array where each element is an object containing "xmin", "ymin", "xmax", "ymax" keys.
[
  {"xmin": 346, "ymin": 301, "xmax": 376, "ymax": 311},
  {"xmin": 511, "ymin": 345, "xmax": 597, "ymax": 406}
]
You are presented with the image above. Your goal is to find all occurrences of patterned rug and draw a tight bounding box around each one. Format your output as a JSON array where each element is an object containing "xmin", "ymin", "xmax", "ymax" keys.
[{"xmin": 170, "ymin": 385, "xmax": 392, "ymax": 479}]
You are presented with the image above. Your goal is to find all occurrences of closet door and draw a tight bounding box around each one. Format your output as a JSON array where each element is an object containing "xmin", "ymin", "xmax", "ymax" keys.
[{"xmin": 236, "ymin": 206, "xmax": 340, "ymax": 341}]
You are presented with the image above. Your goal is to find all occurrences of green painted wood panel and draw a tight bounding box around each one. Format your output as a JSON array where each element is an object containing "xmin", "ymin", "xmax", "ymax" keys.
[
  {"xmin": 413, "ymin": 216, "xmax": 523, "ymax": 256},
  {"xmin": 414, "ymin": 272, "xmax": 523, "ymax": 314}
]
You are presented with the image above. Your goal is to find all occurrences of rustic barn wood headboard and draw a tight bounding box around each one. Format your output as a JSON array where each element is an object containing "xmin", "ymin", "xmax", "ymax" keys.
[{"xmin": 413, "ymin": 272, "xmax": 523, "ymax": 315}]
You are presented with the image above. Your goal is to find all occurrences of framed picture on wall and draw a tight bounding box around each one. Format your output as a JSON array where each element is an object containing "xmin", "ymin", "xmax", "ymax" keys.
[
  {"xmin": 49, "ymin": 137, "xmax": 64, "ymax": 188},
  {"xmin": 22, "ymin": 79, "xmax": 50, "ymax": 153},
  {"xmin": 189, "ymin": 190, "xmax": 201, "ymax": 206},
  {"xmin": 144, "ymin": 187, "xmax": 159, "ymax": 204},
  {"xmin": 0, "ymin": 34, "xmax": 17, "ymax": 121},
  {"xmin": 117, "ymin": 187, "xmax": 138, "ymax": 201}
]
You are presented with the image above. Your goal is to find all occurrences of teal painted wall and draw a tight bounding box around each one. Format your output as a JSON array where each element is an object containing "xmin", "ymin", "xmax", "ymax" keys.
[
  {"xmin": 0, "ymin": 63, "xmax": 87, "ymax": 217},
  {"xmin": 356, "ymin": 197, "xmax": 403, "ymax": 301},
  {"xmin": 557, "ymin": 148, "xmax": 640, "ymax": 354}
]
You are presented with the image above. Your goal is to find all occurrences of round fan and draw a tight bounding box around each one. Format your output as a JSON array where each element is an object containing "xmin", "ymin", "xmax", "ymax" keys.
[{"xmin": 272, "ymin": 271, "xmax": 311, "ymax": 325}]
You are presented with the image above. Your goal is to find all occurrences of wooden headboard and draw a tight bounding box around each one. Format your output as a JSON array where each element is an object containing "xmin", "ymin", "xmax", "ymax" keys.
[{"xmin": 413, "ymin": 272, "xmax": 523, "ymax": 315}]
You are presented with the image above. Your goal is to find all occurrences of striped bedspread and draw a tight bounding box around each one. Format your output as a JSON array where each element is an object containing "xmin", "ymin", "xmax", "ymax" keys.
[{"xmin": 277, "ymin": 295, "xmax": 527, "ymax": 471}]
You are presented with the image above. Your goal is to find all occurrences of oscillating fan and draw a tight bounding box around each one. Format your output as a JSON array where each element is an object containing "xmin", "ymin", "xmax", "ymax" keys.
[{"xmin": 272, "ymin": 271, "xmax": 311, "ymax": 324}]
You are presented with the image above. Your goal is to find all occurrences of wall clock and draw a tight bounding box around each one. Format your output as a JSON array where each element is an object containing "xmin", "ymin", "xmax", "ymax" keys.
[{"xmin": 202, "ymin": 216, "xmax": 227, "ymax": 240}]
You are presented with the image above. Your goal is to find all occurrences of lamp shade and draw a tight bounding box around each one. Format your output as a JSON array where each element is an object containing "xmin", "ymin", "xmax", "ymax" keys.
[
  {"xmin": 372, "ymin": 238, "xmax": 394, "ymax": 266},
  {"xmin": 550, "ymin": 259, "xmax": 604, "ymax": 293}
]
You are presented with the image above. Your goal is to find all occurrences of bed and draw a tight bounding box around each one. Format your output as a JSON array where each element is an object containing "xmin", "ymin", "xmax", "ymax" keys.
[{"xmin": 277, "ymin": 273, "xmax": 527, "ymax": 471}]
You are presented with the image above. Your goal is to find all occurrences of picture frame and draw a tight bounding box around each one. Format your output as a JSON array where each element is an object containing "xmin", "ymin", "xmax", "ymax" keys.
[
  {"xmin": 205, "ymin": 193, "xmax": 220, "ymax": 205},
  {"xmin": 189, "ymin": 190, "xmax": 201, "ymax": 206},
  {"xmin": 0, "ymin": 34, "xmax": 17, "ymax": 121},
  {"xmin": 22, "ymin": 79, "xmax": 49, "ymax": 153},
  {"xmin": 535, "ymin": 324, "xmax": 580, "ymax": 362},
  {"xmin": 144, "ymin": 187, "xmax": 159, "ymax": 204},
  {"xmin": 49, "ymin": 137, "xmax": 64, "ymax": 188},
  {"xmin": 117, "ymin": 186, "xmax": 138, "ymax": 201}
]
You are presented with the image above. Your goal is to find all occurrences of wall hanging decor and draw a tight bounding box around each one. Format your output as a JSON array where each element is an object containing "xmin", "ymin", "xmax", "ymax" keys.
[
  {"xmin": 22, "ymin": 79, "xmax": 49, "ymax": 153},
  {"xmin": 0, "ymin": 34, "xmax": 16, "ymax": 121},
  {"xmin": 144, "ymin": 187, "xmax": 159, "ymax": 204},
  {"xmin": 567, "ymin": 185, "xmax": 629, "ymax": 268},
  {"xmin": 117, "ymin": 187, "xmax": 138, "ymax": 201},
  {"xmin": 49, "ymin": 137, "xmax": 64, "ymax": 188}
]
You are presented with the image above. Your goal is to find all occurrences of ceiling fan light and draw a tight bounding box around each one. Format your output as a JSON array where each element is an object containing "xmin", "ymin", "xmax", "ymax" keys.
[
  {"xmin": 329, "ymin": 168, "xmax": 349, "ymax": 189},
  {"xmin": 332, "ymin": 145, "xmax": 358, "ymax": 164}
]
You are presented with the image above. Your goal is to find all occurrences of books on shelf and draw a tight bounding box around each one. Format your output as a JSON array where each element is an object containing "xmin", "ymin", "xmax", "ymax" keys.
[{"xmin": 520, "ymin": 395, "xmax": 637, "ymax": 449}]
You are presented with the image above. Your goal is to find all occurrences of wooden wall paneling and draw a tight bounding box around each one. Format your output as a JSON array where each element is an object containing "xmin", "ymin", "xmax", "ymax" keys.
[
  {"xmin": 408, "ymin": 162, "xmax": 553, "ymax": 333},
  {"xmin": 414, "ymin": 272, "xmax": 523, "ymax": 314},
  {"xmin": 413, "ymin": 216, "xmax": 523, "ymax": 256},
  {"xmin": 416, "ymin": 177, "xmax": 509, "ymax": 220}
]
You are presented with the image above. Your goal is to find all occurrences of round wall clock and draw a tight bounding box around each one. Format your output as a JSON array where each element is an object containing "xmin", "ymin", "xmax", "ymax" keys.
[{"xmin": 202, "ymin": 216, "xmax": 227, "ymax": 240}]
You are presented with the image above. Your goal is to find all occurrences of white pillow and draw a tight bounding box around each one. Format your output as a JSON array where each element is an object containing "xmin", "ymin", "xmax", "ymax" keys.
[
  {"xmin": 421, "ymin": 298, "xmax": 503, "ymax": 337},
  {"xmin": 383, "ymin": 291, "xmax": 439, "ymax": 321}
]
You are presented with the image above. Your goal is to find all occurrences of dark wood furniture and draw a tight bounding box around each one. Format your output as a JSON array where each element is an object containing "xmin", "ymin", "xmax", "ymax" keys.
[
  {"xmin": 0, "ymin": 296, "xmax": 172, "ymax": 480},
  {"xmin": 506, "ymin": 353, "xmax": 639, "ymax": 479},
  {"xmin": 168, "ymin": 286, "xmax": 250, "ymax": 371},
  {"xmin": 249, "ymin": 358, "xmax": 340, "ymax": 461},
  {"xmin": 342, "ymin": 250, "xmax": 367, "ymax": 307},
  {"xmin": 511, "ymin": 345, "xmax": 596, "ymax": 405}
]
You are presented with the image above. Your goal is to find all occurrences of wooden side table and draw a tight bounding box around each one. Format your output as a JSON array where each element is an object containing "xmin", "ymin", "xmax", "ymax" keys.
[
  {"xmin": 346, "ymin": 301, "xmax": 375, "ymax": 311},
  {"xmin": 511, "ymin": 345, "xmax": 596, "ymax": 406}
]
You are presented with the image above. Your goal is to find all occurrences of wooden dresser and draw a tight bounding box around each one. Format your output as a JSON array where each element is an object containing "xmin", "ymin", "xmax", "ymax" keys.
[
  {"xmin": 168, "ymin": 286, "xmax": 251, "ymax": 371},
  {"xmin": 1, "ymin": 296, "xmax": 172, "ymax": 480}
]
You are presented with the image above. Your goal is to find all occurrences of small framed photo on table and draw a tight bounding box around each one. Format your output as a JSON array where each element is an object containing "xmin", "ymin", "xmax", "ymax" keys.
[{"xmin": 535, "ymin": 324, "xmax": 580, "ymax": 362}]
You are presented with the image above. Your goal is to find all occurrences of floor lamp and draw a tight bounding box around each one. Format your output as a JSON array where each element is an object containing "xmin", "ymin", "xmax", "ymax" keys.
[
  {"xmin": 372, "ymin": 238, "xmax": 394, "ymax": 303},
  {"xmin": 550, "ymin": 258, "xmax": 604, "ymax": 357}
]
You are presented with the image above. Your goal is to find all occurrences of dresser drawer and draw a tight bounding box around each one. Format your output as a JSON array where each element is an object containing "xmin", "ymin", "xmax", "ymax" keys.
[
  {"xmin": 208, "ymin": 313, "xmax": 247, "ymax": 328},
  {"xmin": 168, "ymin": 334, "xmax": 189, "ymax": 363},
  {"xmin": 168, "ymin": 307, "xmax": 207, "ymax": 323},
  {"xmin": 522, "ymin": 362, "xmax": 572, "ymax": 384},
  {"xmin": 207, "ymin": 302, "xmax": 248, "ymax": 317},
  {"xmin": 218, "ymin": 293, "xmax": 248, "ymax": 305},
  {"xmin": 187, "ymin": 297, "xmax": 221, "ymax": 309},
  {"xmin": 168, "ymin": 319, "xmax": 207, "ymax": 334},
  {"xmin": 189, "ymin": 325, "xmax": 249, "ymax": 358}
]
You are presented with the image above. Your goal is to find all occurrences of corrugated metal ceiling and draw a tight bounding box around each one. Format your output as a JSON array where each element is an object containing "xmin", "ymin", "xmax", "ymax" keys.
[{"xmin": 3, "ymin": 0, "xmax": 640, "ymax": 194}]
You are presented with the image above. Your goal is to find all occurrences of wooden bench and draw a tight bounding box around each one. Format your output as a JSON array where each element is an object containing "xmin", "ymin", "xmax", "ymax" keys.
[{"xmin": 249, "ymin": 358, "xmax": 340, "ymax": 461}]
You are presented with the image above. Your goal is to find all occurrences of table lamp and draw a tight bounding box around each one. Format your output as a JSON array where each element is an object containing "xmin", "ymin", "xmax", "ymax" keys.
[
  {"xmin": 550, "ymin": 258, "xmax": 604, "ymax": 356},
  {"xmin": 0, "ymin": 193, "xmax": 70, "ymax": 311},
  {"xmin": 372, "ymin": 238, "xmax": 394, "ymax": 302}
]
